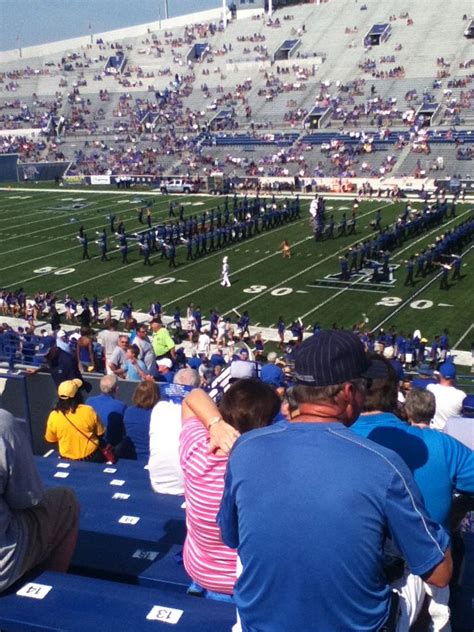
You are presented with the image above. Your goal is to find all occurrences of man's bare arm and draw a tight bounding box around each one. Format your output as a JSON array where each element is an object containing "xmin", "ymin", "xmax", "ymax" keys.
[{"xmin": 422, "ymin": 548, "xmax": 453, "ymax": 588}]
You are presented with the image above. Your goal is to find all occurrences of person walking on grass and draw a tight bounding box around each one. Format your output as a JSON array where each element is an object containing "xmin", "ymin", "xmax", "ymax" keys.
[
  {"xmin": 221, "ymin": 256, "xmax": 231, "ymax": 287},
  {"xmin": 280, "ymin": 239, "xmax": 292, "ymax": 258}
]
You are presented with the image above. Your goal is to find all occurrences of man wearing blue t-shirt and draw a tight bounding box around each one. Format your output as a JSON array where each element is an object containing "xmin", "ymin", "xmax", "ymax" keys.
[
  {"xmin": 218, "ymin": 331, "xmax": 452, "ymax": 632},
  {"xmin": 87, "ymin": 374, "xmax": 127, "ymax": 446},
  {"xmin": 351, "ymin": 371, "xmax": 474, "ymax": 630},
  {"xmin": 260, "ymin": 352, "xmax": 285, "ymax": 389}
]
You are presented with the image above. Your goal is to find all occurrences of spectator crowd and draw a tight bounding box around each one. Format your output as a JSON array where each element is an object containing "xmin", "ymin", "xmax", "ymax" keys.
[
  {"xmin": 1, "ymin": 320, "xmax": 474, "ymax": 630},
  {"xmin": 1, "ymin": 3, "xmax": 474, "ymax": 628}
]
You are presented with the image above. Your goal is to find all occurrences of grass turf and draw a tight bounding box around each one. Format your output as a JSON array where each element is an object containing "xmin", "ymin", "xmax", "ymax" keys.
[{"xmin": 0, "ymin": 186, "xmax": 472, "ymax": 347}]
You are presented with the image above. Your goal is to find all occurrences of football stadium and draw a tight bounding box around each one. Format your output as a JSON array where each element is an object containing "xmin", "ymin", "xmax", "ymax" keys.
[{"xmin": 0, "ymin": 0, "xmax": 474, "ymax": 630}]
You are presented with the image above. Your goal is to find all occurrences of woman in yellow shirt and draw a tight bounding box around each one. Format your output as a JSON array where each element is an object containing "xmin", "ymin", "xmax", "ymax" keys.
[{"xmin": 45, "ymin": 379, "xmax": 106, "ymax": 462}]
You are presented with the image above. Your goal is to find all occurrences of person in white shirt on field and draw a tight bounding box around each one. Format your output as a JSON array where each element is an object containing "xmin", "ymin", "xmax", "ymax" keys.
[
  {"xmin": 427, "ymin": 362, "xmax": 466, "ymax": 431},
  {"xmin": 221, "ymin": 256, "xmax": 231, "ymax": 287}
]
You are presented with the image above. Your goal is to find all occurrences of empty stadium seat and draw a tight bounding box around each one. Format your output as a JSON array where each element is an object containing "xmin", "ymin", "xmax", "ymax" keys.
[
  {"xmin": 35, "ymin": 454, "xmax": 191, "ymax": 589},
  {"xmin": 0, "ymin": 571, "xmax": 236, "ymax": 631}
]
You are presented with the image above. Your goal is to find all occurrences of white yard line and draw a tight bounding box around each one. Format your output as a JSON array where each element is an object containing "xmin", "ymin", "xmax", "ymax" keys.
[
  {"xmin": 113, "ymin": 217, "xmax": 312, "ymax": 302},
  {"xmin": 156, "ymin": 205, "xmax": 389, "ymax": 310},
  {"xmin": 297, "ymin": 208, "xmax": 474, "ymax": 322},
  {"xmin": 40, "ymin": 213, "xmax": 312, "ymax": 296},
  {"xmin": 390, "ymin": 208, "xmax": 474, "ymax": 262},
  {"xmin": 0, "ymin": 194, "xmax": 192, "ymax": 261},
  {"xmin": 0, "ymin": 203, "xmax": 139, "ymax": 258},
  {"xmin": 0, "ymin": 194, "xmax": 176, "ymax": 244},
  {"xmin": 220, "ymin": 203, "xmax": 393, "ymax": 317},
  {"xmin": 0, "ymin": 197, "xmax": 108, "ymax": 228},
  {"xmin": 0, "ymin": 198, "xmax": 46, "ymax": 216},
  {"xmin": 371, "ymin": 244, "xmax": 474, "ymax": 332},
  {"xmin": 453, "ymin": 323, "xmax": 474, "ymax": 350}
]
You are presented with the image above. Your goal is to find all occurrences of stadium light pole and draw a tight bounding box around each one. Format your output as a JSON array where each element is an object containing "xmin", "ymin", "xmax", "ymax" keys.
[
  {"xmin": 268, "ymin": 0, "xmax": 273, "ymax": 16},
  {"xmin": 223, "ymin": 0, "xmax": 227, "ymax": 28},
  {"xmin": 164, "ymin": 0, "xmax": 169, "ymax": 20}
]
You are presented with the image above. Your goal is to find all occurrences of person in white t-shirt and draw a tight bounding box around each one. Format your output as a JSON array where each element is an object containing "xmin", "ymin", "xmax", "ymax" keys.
[
  {"xmin": 97, "ymin": 319, "xmax": 121, "ymax": 373},
  {"xmin": 148, "ymin": 368, "xmax": 200, "ymax": 495},
  {"xmin": 197, "ymin": 328, "xmax": 211, "ymax": 358},
  {"xmin": 445, "ymin": 395, "xmax": 474, "ymax": 449},
  {"xmin": 427, "ymin": 362, "xmax": 466, "ymax": 431}
]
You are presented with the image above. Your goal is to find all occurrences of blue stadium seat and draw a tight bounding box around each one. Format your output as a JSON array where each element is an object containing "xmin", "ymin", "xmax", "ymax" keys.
[
  {"xmin": 0, "ymin": 571, "xmax": 236, "ymax": 631},
  {"xmin": 35, "ymin": 454, "xmax": 191, "ymax": 589}
]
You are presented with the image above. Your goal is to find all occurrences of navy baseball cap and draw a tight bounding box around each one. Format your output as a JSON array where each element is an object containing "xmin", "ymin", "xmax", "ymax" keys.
[
  {"xmin": 462, "ymin": 395, "xmax": 474, "ymax": 417},
  {"xmin": 294, "ymin": 331, "xmax": 388, "ymax": 387},
  {"xmin": 439, "ymin": 362, "xmax": 456, "ymax": 379}
]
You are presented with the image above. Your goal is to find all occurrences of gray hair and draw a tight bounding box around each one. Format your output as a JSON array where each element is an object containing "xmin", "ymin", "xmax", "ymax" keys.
[
  {"xmin": 267, "ymin": 351, "xmax": 278, "ymax": 363},
  {"xmin": 292, "ymin": 378, "xmax": 367, "ymax": 406},
  {"xmin": 174, "ymin": 368, "xmax": 200, "ymax": 388},
  {"xmin": 100, "ymin": 374, "xmax": 118, "ymax": 394},
  {"xmin": 404, "ymin": 389, "xmax": 435, "ymax": 424}
]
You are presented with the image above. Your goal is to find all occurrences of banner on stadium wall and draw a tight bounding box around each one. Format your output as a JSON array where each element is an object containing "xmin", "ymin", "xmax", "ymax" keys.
[
  {"xmin": 258, "ymin": 177, "xmax": 294, "ymax": 188},
  {"xmin": 64, "ymin": 175, "xmax": 85, "ymax": 184},
  {"xmin": 0, "ymin": 154, "xmax": 19, "ymax": 183},
  {"xmin": 90, "ymin": 175, "xmax": 111, "ymax": 185},
  {"xmin": 299, "ymin": 176, "xmax": 437, "ymax": 193},
  {"xmin": 18, "ymin": 161, "xmax": 70, "ymax": 182}
]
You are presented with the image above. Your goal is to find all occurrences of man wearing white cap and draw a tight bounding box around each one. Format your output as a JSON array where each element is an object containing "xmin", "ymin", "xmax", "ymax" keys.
[
  {"xmin": 221, "ymin": 256, "xmax": 231, "ymax": 287},
  {"xmin": 157, "ymin": 357, "xmax": 175, "ymax": 384},
  {"xmin": 56, "ymin": 329, "xmax": 72, "ymax": 355}
]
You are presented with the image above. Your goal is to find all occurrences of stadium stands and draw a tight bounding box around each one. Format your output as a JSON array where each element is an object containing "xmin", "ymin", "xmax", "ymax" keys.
[
  {"xmin": 1, "ymin": 2, "xmax": 474, "ymax": 629},
  {"xmin": 2, "ymin": 0, "xmax": 474, "ymax": 181}
]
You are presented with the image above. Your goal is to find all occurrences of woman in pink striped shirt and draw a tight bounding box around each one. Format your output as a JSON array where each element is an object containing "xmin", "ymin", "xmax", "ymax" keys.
[{"xmin": 179, "ymin": 379, "xmax": 280, "ymax": 596}]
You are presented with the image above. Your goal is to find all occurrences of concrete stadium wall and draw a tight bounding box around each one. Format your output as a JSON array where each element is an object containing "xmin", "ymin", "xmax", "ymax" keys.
[{"xmin": 0, "ymin": 371, "xmax": 139, "ymax": 455}]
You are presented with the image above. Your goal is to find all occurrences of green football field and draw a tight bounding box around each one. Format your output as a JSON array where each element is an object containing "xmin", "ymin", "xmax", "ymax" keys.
[{"xmin": 0, "ymin": 186, "xmax": 472, "ymax": 348}]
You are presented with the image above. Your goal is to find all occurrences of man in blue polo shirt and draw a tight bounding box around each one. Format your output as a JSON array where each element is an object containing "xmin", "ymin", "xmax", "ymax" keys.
[
  {"xmin": 218, "ymin": 331, "xmax": 452, "ymax": 632},
  {"xmin": 351, "ymin": 368, "xmax": 474, "ymax": 630},
  {"xmin": 260, "ymin": 352, "xmax": 285, "ymax": 390},
  {"xmin": 86, "ymin": 374, "xmax": 127, "ymax": 447}
]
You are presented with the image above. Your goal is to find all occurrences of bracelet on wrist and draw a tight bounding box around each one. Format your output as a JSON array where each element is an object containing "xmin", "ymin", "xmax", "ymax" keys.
[{"xmin": 208, "ymin": 416, "xmax": 223, "ymax": 430}]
